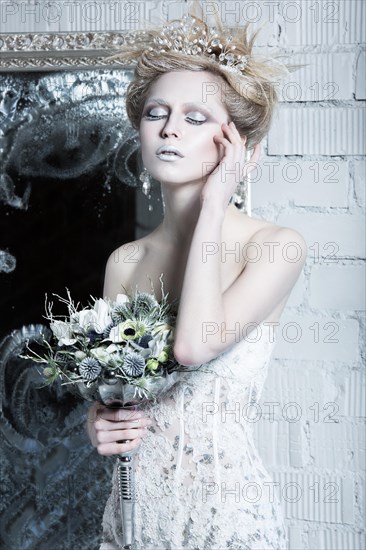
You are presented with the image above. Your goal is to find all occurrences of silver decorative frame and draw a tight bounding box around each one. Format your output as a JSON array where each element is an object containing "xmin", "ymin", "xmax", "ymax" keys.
[
  {"xmin": 0, "ymin": 30, "xmax": 153, "ymax": 550},
  {"xmin": 0, "ymin": 31, "xmax": 135, "ymax": 71}
]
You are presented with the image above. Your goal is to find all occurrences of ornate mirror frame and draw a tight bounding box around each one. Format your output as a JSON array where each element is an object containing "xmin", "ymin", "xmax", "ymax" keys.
[
  {"xmin": 0, "ymin": 31, "xmax": 164, "ymax": 549},
  {"xmin": 0, "ymin": 30, "xmax": 137, "ymax": 71}
]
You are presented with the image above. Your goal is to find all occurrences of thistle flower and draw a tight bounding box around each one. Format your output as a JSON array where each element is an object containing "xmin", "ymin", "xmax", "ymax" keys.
[
  {"xmin": 111, "ymin": 303, "xmax": 131, "ymax": 323},
  {"xmin": 122, "ymin": 352, "xmax": 145, "ymax": 377},
  {"xmin": 130, "ymin": 293, "xmax": 159, "ymax": 317},
  {"xmin": 79, "ymin": 357, "xmax": 102, "ymax": 381}
]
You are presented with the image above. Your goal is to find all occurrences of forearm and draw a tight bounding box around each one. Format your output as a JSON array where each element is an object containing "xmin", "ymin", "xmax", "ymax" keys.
[{"xmin": 174, "ymin": 200, "xmax": 227, "ymax": 366}]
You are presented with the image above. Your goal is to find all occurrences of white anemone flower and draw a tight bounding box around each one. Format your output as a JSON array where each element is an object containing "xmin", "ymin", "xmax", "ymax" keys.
[
  {"xmin": 78, "ymin": 299, "xmax": 111, "ymax": 334},
  {"xmin": 90, "ymin": 343, "xmax": 120, "ymax": 363},
  {"xmin": 50, "ymin": 320, "xmax": 77, "ymax": 346},
  {"xmin": 92, "ymin": 298, "xmax": 112, "ymax": 333},
  {"xmin": 78, "ymin": 308, "xmax": 100, "ymax": 333}
]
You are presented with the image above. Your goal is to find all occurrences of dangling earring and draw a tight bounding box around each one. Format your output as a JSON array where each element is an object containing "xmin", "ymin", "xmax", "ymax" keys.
[
  {"xmin": 139, "ymin": 167, "xmax": 153, "ymax": 211},
  {"xmin": 139, "ymin": 167, "xmax": 151, "ymax": 195},
  {"xmin": 232, "ymin": 178, "xmax": 248, "ymax": 213}
]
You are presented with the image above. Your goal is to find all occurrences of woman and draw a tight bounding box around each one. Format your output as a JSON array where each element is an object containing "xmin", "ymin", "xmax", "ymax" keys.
[{"xmin": 87, "ymin": 5, "xmax": 307, "ymax": 549}]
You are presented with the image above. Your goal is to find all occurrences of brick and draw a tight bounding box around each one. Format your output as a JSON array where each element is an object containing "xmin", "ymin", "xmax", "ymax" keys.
[
  {"xmin": 309, "ymin": 264, "xmax": 366, "ymax": 310},
  {"xmin": 286, "ymin": 270, "xmax": 306, "ymax": 307},
  {"xmin": 353, "ymin": 160, "xmax": 366, "ymax": 209},
  {"xmin": 57, "ymin": 0, "xmax": 152, "ymax": 33},
  {"xmin": 251, "ymin": 160, "xmax": 349, "ymax": 208},
  {"xmin": 253, "ymin": 418, "xmax": 291, "ymax": 467},
  {"xmin": 308, "ymin": 528, "xmax": 366, "ymax": 550},
  {"xmin": 288, "ymin": 421, "xmax": 304, "ymax": 468},
  {"xmin": 271, "ymin": 471, "xmax": 355, "ymax": 524},
  {"xmin": 288, "ymin": 527, "xmax": 303, "ymax": 550},
  {"xmin": 279, "ymin": 0, "xmax": 364, "ymax": 46},
  {"xmin": 272, "ymin": 314, "xmax": 360, "ymax": 362},
  {"xmin": 263, "ymin": 363, "xmax": 326, "ymax": 413},
  {"xmin": 276, "ymin": 212, "xmax": 365, "ymax": 259},
  {"xmin": 203, "ymin": 0, "xmax": 279, "ymax": 46},
  {"xmin": 309, "ymin": 421, "xmax": 365, "ymax": 471},
  {"xmin": 279, "ymin": 53, "xmax": 354, "ymax": 102},
  {"xmin": 343, "ymin": 370, "xmax": 366, "ymax": 417},
  {"xmin": 355, "ymin": 50, "xmax": 366, "ymax": 100},
  {"xmin": 268, "ymin": 107, "xmax": 366, "ymax": 156}
]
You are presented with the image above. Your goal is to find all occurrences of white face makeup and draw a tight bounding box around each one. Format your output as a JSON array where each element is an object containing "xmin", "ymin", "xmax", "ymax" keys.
[{"xmin": 139, "ymin": 70, "xmax": 230, "ymax": 187}]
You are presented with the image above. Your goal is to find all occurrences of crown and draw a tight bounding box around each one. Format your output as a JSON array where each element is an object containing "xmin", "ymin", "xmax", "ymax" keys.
[{"xmin": 134, "ymin": 14, "xmax": 249, "ymax": 76}]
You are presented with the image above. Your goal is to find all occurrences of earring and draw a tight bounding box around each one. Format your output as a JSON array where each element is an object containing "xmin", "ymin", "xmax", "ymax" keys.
[
  {"xmin": 139, "ymin": 167, "xmax": 153, "ymax": 211},
  {"xmin": 139, "ymin": 167, "xmax": 151, "ymax": 195},
  {"xmin": 231, "ymin": 179, "xmax": 248, "ymax": 213}
]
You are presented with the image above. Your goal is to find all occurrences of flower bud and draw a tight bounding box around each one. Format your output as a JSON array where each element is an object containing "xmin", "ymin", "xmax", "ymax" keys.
[
  {"xmin": 157, "ymin": 350, "xmax": 169, "ymax": 363},
  {"xmin": 146, "ymin": 358, "xmax": 159, "ymax": 371}
]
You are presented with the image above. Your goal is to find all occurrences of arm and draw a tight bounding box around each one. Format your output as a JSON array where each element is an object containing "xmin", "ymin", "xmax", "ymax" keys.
[{"xmin": 173, "ymin": 122, "xmax": 307, "ymax": 366}]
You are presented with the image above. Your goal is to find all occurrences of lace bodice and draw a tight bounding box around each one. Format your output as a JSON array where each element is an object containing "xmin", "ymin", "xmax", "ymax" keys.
[{"xmin": 100, "ymin": 321, "xmax": 288, "ymax": 549}]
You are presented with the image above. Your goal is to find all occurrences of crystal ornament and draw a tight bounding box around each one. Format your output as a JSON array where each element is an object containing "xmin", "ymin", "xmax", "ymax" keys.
[
  {"xmin": 130, "ymin": 15, "xmax": 249, "ymax": 76},
  {"xmin": 139, "ymin": 168, "xmax": 151, "ymax": 196}
]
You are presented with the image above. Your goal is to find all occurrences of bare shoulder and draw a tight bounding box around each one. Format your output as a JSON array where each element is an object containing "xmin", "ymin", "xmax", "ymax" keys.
[
  {"xmin": 247, "ymin": 218, "xmax": 308, "ymax": 270},
  {"xmin": 230, "ymin": 208, "xmax": 304, "ymax": 242},
  {"xmin": 228, "ymin": 209, "xmax": 307, "ymax": 269},
  {"xmin": 252, "ymin": 222, "xmax": 307, "ymax": 256},
  {"xmin": 103, "ymin": 236, "xmax": 149, "ymax": 300}
]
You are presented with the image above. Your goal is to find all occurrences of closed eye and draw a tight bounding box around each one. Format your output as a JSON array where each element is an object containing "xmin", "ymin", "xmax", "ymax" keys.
[{"xmin": 143, "ymin": 110, "xmax": 207, "ymax": 125}]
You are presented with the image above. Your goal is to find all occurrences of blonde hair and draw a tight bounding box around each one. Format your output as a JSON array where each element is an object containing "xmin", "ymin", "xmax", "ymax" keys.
[{"xmin": 105, "ymin": 2, "xmax": 297, "ymax": 148}]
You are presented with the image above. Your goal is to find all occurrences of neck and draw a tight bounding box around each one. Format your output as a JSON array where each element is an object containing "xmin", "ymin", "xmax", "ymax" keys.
[{"xmin": 158, "ymin": 182, "xmax": 203, "ymax": 246}]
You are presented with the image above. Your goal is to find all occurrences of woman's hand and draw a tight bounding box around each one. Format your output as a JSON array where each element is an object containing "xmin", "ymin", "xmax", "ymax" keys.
[
  {"xmin": 86, "ymin": 401, "xmax": 153, "ymax": 456},
  {"xmin": 201, "ymin": 121, "xmax": 261, "ymax": 209}
]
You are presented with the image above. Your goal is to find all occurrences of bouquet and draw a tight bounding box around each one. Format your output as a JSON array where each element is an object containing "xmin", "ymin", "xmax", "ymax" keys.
[
  {"xmin": 21, "ymin": 280, "xmax": 183, "ymax": 550},
  {"xmin": 23, "ymin": 282, "xmax": 182, "ymax": 406}
]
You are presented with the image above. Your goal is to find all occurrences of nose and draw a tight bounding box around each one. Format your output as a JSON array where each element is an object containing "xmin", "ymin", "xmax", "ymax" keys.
[{"xmin": 161, "ymin": 116, "xmax": 181, "ymax": 139}]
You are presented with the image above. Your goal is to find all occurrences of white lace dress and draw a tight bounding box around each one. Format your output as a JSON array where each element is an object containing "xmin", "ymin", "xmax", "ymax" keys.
[{"xmin": 100, "ymin": 321, "xmax": 288, "ymax": 549}]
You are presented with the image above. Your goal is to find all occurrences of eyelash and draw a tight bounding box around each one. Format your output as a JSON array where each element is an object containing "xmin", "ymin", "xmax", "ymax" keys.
[{"xmin": 144, "ymin": 114, "xmax": 205, "ymax": 125}]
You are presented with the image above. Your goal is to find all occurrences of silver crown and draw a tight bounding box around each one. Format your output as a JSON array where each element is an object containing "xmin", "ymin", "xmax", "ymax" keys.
[{"xmin": 140, "ymin": 14, "xmax": 248, "ymax": 76}]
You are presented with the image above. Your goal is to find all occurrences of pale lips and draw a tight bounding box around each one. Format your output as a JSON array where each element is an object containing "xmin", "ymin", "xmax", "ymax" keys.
[{"xmin": 156, "ymin": 145, "xmax": 184, "ymax": 159}]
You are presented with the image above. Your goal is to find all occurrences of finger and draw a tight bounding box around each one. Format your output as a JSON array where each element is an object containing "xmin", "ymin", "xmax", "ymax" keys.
[
  {"xmin": 96, "ymin": 408, "xmax": 147, "ymax": 422},
  {"xmin": 95, "ymin": 417, "xmax": 151, "ymax": 432},
  {"xmin": 213, "ymin": 135, "xmax": 231, "ymax": 147},
  {"xmin": 87, "ymin": 401, "xmax": 104, "ymax": 420},
  {"xmin": 96, "ymin": 427, "xmax": 149, "ymax": 444},
  {"xmin": 228, "ymin": 121, "xmax": 239, "ymax": 135},
  {"xmin": 97, "ymin": 437, "xmax": 142, "ymax": 457},
  {"xmin": 223, "ymin": 122, "xmax": 244, "ymax": 146}
]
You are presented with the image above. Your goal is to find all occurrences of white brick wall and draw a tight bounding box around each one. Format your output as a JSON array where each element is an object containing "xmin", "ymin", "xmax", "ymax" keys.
[
  {"xmin": 278, "ymin": 53, "xmax": 355, "ymax": 102},
  {"xmin": 268, "ymin": 106, "xmax": 366, "ymax": 155},
  {"xmin": 252, "ymin": 160, "xmax": 350, "ymax": 208},
  {"xmin": 249, "ymin": 1, "xmax": 366, "ymax": 547},
  {"xmin": 355, "ymin": 51, "xmax": 366, "ymax": 100}
]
